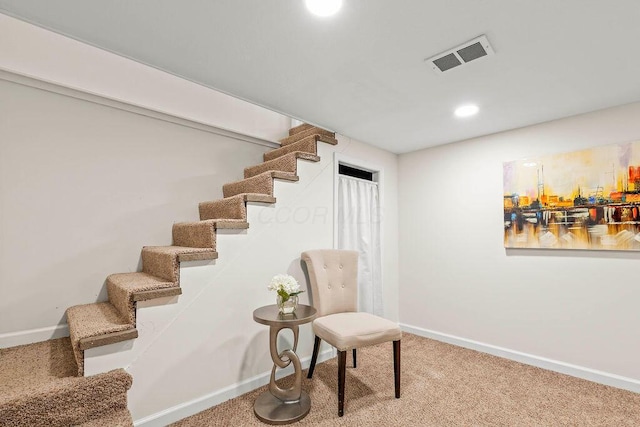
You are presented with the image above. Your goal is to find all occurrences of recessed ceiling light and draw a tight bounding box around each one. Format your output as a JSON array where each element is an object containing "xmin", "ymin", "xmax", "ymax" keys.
[
  {"xmin": 454, "ymin": 104, "xmax": 479, "ymax": 118},
  {"xmin": 305, "ymin": 0, "xmax": 342, "ymax": 17}
]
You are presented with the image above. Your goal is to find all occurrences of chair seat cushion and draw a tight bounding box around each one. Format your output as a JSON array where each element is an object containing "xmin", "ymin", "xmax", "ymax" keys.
[{"xmin": 312, "ymin": 312, "xmax": 402, "ymax": 351}]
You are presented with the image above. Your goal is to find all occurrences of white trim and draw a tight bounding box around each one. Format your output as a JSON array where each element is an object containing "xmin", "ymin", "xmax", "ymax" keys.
[
  {"xmin": 133, "ymin": 349, "xmax": 334, "ymax": 427},
  {"xmin": 0, "ymin": 68, "xmax": 280, "ymax": 149},
  {"xmin": 0, "ymin": 324, "xmax": 69, "ymax": 348},
  {"xmin": 400, "ymin": 323, "xmax": 640, "ymax": 393}
]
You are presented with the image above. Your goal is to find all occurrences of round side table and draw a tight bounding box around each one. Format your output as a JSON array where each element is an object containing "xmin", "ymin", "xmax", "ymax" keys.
[{"xmin": 252, "ymin": 304, "xmax": 317, "ymax": 425}]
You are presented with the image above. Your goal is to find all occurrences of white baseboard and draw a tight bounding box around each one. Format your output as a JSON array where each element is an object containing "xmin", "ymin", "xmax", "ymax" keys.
[
  {"xmin": 134, "ymin": 349, "xmax": 334, "ymax": 427},
  {"xmin": 400, "ymin": 323, "xmax": 640, "ymax": 394},
  {"xmin": 0, "ymin": 324, "xmax": 69, "ymax": 348}
]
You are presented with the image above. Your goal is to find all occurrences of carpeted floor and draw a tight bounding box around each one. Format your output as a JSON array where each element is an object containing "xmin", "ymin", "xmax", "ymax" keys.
[
  {"xmin": 172, "ymin": 333, "xmax": 640, "ymax": 426},
  {"xmin": 0, "ymin": 338, "xmax": 133, "ymax": 426}
]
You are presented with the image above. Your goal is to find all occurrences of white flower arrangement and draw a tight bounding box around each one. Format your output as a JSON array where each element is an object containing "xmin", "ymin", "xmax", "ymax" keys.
[{"xmin": 268, "ymin": 274, "xmax": 304, "ymax": 302}]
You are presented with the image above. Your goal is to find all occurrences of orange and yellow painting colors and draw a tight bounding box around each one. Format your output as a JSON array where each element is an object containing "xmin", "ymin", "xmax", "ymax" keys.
[{"xmin": 503, "ymin": 140, "xmax": 640, "ymax": 250}]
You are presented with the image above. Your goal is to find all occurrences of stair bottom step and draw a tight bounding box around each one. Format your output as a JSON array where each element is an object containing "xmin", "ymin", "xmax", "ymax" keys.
[
  {"xmin": 0, "ymin": 368, "xmax": 132, "ymax": 427},
  {"xmin": 78, "ymin": 408, "xmax": 133, "ymax": 426},
  {"xmin": 0, "ymin": 337, "xmax": 77, "ymax": 403}
]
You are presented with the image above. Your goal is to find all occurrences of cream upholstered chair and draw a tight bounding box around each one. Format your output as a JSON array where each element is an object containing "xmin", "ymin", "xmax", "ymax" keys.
[{"xmin": 301, "ymin": 249, "xmax": 401, "ymax": 417}]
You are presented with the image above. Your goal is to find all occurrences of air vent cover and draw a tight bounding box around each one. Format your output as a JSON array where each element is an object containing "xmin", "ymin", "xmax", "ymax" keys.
[{"xmin": 426, "ymin": 35, "xmax": 494, "ymax": 74}]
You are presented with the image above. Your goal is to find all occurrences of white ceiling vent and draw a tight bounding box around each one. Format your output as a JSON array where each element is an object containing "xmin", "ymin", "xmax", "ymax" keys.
[{"xmin": 425, "ymin": 35, "xmax": 494, "ymax": 74}]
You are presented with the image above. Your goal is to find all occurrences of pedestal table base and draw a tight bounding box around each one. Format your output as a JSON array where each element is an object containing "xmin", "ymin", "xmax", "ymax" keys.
[{"xmin": 253, "ymin": 391, "xmax": 311, "ymax": 425}]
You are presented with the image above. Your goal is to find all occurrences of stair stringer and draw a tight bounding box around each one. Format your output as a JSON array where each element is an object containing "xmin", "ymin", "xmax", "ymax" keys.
[{"xmin": 84, "ymin": 142, "xmax": 338, "ymax": 422}]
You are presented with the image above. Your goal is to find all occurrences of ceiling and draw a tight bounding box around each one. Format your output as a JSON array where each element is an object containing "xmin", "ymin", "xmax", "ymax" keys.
[{"xmin": 1, "ymin": 1, "xmax": 640, "ymax": 153}]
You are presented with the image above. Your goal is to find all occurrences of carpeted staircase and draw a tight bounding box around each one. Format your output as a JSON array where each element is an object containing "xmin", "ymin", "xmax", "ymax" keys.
[{"xmin": 0, "ymin": 124, "xmax": 337, "ymax": 426}]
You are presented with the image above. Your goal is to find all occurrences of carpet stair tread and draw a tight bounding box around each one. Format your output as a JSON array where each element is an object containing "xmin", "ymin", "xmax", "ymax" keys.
[
  {"xmin": 171, "ymin": 220, "xmax": 217, "ymax": 249},
  {"xmin": 107, "ymin": 272, "xmax": 178, "ymax": 324},
  {"xmin": 175, "ymin": 219, "xmax": 249, "ymax": 233},
  {"xmin": 264, "ymin": 134, "xmax": 336, "ymax": 162},
  {"xmin": 0, "ymin": 337, "xmax": 77, "ymax": 404},
  {"xmin": 67, "ymin": 302, "xmax": 134, "ymax": 342},
  {"xmin": 67, "ymin": 302, "xmax": 137, "ymax": 376},
  {"xmin": 141, "ymin": 245, "xmax": 219, "ymax": 260},
  {"xmin": 279, "ymin": 126, "xmax": 335, "ymax": 146},
  {"xmin": 67, "ymin": 302, "xmax": 136, "ymax": 347},
  {"xmin": 142, "ymin": 245, "xmax": 215, "ymax": 261},
  {"xmin": 288, "ymin": 123, "xmax": 315, "ymax": 135},
  {"xmin": 222, "ymin": 171, "xmax": 298, "ymax": 198},
  {"xmin": 264, "ymin": 135, "xmax": 318, "ymax": 162},
  {"xmin": 244, "ymin": 151, "xmax": 320, "ymax": 178},
  {"xmin": 107, "ymin": 271, "xmax": 174, "ymax": 292},
  {"xmin": 142, "ymin": 245, "xmax": 218, "ymax": 282},
  {"xmin": 208, "ymin": 219, "xmax": 250, "ymax": 228},
  {"xmin": 199, "ymin": 194, "xmax": 276, "ymax": 221},
  {"xmin": 78, "ymin": 408, "xmax": 134, "ymax": 426},
  {"xmin": 172, "ymin": 219, "xmax": 250, "ymax": 253}
]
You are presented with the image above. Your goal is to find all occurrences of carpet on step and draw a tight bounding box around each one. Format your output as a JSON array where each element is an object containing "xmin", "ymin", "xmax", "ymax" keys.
[
  {"xmin": 0, "ymin": 365, "xmax": 132, "ymax": 427},
  {"xmin": 279, "ymin": 126, "xmax": 335, "ymax": 146}
]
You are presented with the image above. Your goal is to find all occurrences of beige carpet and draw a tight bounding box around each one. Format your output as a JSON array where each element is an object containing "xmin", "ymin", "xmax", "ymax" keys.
[
  {"xmin": 0, "ymin": 338, "xmax": 77, "ymax": 402},
  {"xmin": 172, "ymin": 333, "xmax": 640, "ymax": 426},
  {"xmin": 0, "ymin": 338, "xmax": 133, "ymax": 426}
]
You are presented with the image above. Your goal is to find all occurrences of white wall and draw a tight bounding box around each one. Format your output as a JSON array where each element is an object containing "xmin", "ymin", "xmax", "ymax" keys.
[
  {"xmin": 0, "ymin": 13, "xmax": 290, "ymax": 141},
  {"xmin": 0, "ymin": 78, "xmax": 270, "ymax": 335},
  {"xmin": 399, "ymin": 102, "xmax": 640, "ymax": 386}
]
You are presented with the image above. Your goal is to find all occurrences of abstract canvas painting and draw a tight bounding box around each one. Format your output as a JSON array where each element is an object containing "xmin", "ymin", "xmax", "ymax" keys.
[{"xmin": 503, "ymin": 141, "xmax": 640, "ymax": 250}]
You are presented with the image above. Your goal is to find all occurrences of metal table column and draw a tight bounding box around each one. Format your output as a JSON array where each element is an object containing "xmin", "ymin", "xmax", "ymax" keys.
[{"xmin": 252, "ymin": 304, "xmax": 317, "ymax": 425}]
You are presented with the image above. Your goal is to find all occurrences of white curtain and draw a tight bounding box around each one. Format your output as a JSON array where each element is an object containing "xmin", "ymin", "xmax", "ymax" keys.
[{"xmin": 337, "ymin": 175, "xmax": 383, "ymax": 316}]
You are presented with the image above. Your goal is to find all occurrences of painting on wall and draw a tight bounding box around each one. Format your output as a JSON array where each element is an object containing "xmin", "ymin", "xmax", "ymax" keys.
[{"xmin": 503, "ymin": 140, "xmax": 640, "ymax": 250}]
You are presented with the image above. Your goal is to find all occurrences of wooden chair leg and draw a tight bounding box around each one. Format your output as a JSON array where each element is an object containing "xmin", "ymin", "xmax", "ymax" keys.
[
  {"xmin": 307, "ymin": 336, "xmax": 321, "ymax": 379},
  {"xmin": 352, "ymin": 348, "xmax": 357, "ymax": 368},
  {"xmin": 338, "ymin": 350, "xmax": 347, "ymax": 417},
  {"xmin": 393, "ymin": 340, "xmax": 401, "ymax": 398}
]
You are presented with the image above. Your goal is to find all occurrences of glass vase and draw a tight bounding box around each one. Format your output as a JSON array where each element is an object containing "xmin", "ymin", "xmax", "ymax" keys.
[{"xmin": 277, "ymin": 294, "xmax": 298, "ymax": 315}]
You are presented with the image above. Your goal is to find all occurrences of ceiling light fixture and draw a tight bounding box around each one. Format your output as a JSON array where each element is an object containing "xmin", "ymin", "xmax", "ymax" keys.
[
  {"xmin": 454, "ymin": 104, "xmax": 479, "ymax": 118},
  {"xmin": 305, "ymin": 0, "xmax": 342, "ymax": 17}
]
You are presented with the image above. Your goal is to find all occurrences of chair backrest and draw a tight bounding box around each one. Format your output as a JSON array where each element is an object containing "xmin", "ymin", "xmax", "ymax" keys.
[{"xmin": 301, "ymin": 249, "xmax": 358, "ymax": 317}]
